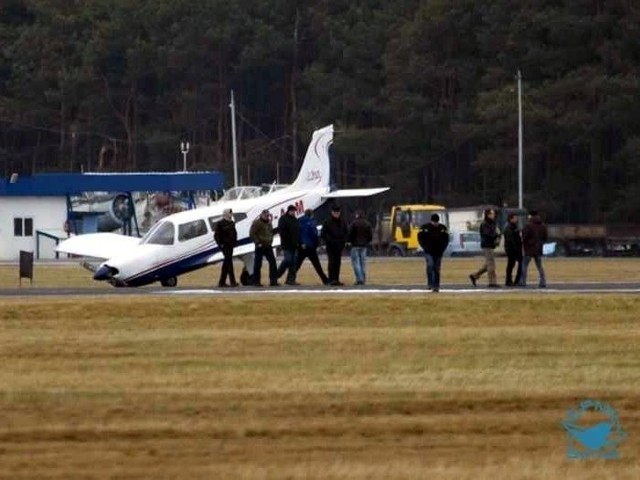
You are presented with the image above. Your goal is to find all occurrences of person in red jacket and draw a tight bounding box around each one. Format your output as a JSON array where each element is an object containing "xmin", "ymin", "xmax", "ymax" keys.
[
  {"xmin": 347, "ymin": 210, "xmax": 373, "ymax": 285},
  {"xmin": 521, "ymin": 210, "xmax": 548, "ymax": 288},
  {"xmin": 503, "ymin": 213, "xmax": 523, "ymax": 287}
]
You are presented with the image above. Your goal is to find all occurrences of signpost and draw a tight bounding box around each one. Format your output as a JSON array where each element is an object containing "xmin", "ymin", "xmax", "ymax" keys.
[{"xmin": 19, "ymin": 250, "xmax": 33, "ymax": 287}]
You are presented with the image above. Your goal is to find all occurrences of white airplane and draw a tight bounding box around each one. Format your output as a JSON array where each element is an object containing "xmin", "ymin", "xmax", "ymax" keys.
[{"xmin": 56, "ymin": 125, "xmax": 389, "ymax": 287}]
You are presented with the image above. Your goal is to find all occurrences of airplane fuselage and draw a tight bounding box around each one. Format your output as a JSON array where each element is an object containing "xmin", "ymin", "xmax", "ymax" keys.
[{"xmin": 93, "ymin": 186, "xmax": 326, "ymax": 287}]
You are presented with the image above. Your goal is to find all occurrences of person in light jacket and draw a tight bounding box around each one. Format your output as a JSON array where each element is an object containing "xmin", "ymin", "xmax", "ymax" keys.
[
  {"xmin": 469, "ymin": 208, "xmax": 500, "ymax": 288},
  {"xmin": 249, "ymin": 209, "xmax": 278, "ymax": 286}
]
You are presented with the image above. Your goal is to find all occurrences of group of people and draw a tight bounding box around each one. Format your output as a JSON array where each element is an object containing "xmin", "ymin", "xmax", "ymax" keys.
[
  {"xmin": 470, "ymin": 208, "xmax": 548, "ymax": 288},
  {"xmin": 417, "ymin": 208, "xmax": 548, "ymax": 292},
  {"xmin": 213, "ymin": 205, "xmax": 374, "ymax": 288},
  {"xmin": 216, "ymin": 205, "xmax": 549, "ymax": 290}
]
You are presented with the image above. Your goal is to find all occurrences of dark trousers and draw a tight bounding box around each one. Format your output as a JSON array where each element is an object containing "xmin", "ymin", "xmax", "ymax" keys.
[
  {"xmin": 277, "ymin": 249, "xmax": 298, "ymax": 283},
  {"xmin": 425, "ymin": 254, "xmax": 443, "ymax": 289},
  {"xmin": 522, "ymin": 255, "xmax": 546, "ymax": 287},
  {"xmin": 326, "ymin": 242, "xmax": 344, "ymax": 282},
  {"xmin": 505, "ymin": 252, "xmax": 522, "ymax": 286},
  {"xmin": 218, "ymin": 245, "xmax": 237, "ymax": 285},
  {"xmin": 296, "ymin": 247, "xmax": 328, "ymax": 284},
  {"xmin": 253, "ymin": 245, "xmax": 277, "ymax": 285}
]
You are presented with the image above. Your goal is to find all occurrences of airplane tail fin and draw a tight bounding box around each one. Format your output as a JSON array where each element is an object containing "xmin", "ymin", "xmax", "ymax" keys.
[{"xmin": 290, "ymin": 124, "xmax": 333, "ymax": 190}]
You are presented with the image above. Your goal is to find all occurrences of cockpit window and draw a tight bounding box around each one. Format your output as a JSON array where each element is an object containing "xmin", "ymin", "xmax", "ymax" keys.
[
  {"xmin": 178, "ymin": 219, "xmax": 208, "ymax": 242},
  {"xmin": 145, "ymin": 221, "xmax": 175, "ymax": 245},
  {"xmin": 140, "ymin": 222, "xmax": 162, "ymax": 243},
  {"xmin": 233, "ymin": 212, "xmax": 247, "ymax": 222}
]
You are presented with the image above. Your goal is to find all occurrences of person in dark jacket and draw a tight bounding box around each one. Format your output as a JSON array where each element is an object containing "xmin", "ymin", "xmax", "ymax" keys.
[
  {"xmin": 214, "ymin": 208, "xmax": 238, "ymax": 287},
  {"xmin": 296, "ymin": 209, "xmax": 329, "ymax": 284},
  {"xmin": 276, "ymin": 205, "xmax": 300, "ymax": 285},
  {"xmin": 250, "ymin": 209, "xmax": 278, "ymax": 286},
  {"xmin": 469, "ymin": 208, "xmax": 500, "ymax": 287},
  {"xmin": 321, "ymin": 205, "xmax": 348, "ymax": 286},
  {"xmin": 347, "ymin": 210, "xmax": 373, "ymax": 285},
  {"xmin": 521, "ymin": 210, "xmax": 548, "ymax": 288},
  {"xmin": 503, "ymin": 213, "xmax": 523, "ymax": 287},
  {"xmin": 417, "ymin": 213, "xmax": 449, "ymax": 292}
]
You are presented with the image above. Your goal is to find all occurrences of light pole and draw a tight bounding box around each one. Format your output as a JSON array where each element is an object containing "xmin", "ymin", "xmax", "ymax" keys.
[
  {"xmin": 517, "ymin": 70, "xmax": 523, "ymax": 210},
  {"xmin": 229, "ymin": 90, "xmax": 239, "ymax": 187},
  {"xmin": 180, "ymin": 140, "xmax": 190, "ymax": 172}
]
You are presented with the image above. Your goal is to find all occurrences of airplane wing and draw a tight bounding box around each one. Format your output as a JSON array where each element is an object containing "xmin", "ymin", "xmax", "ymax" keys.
[
  {"xmin": 57, "ymin": 233, "xmax": 141, "ymax": 260},
  {"xmin": 321, "ymin": 188, "xmax": 390, "ymax": 198}
]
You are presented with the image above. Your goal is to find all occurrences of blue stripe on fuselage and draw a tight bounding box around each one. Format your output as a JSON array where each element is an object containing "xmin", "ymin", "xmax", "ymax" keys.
[{"xmin": 120, "ymin": 235, "xmax": 259, "ymax": 287}]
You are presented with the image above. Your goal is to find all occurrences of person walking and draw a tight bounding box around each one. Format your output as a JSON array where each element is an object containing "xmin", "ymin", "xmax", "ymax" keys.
[
  {"xmin": 469, "ymin": 208, "xmax": 500, "ymax": 287},
  {"xmin": 503, "ymin": 213, "xmax": 523, "ymax": 287},
  {"xmin": 347, "ymin": 210, "xmax": 373, "ymax": 285},
  {"xmin": 249, "ymin": 209, "xmax": 278, "ymax": 287},
  {"xmin": 521, "ymin": 210, "xmax": 548, "ymax": 288},
  {"xmin": 276, "ymin": 205, "xmax": 300, "ymax": 285},
  {"xmin": 214, "ymin": 208, "xmax": 238, "ymax": 287},
  {"xmin": 417, "ymin": 213, "xmax": 449, "ymax": 292},
  {"xmin": 321, "ymin": 205, "xmax": 348, "ymax": 286},
  {"xmin": 296, "ymin": 209, "xmax": 329, "ymax": 285}
]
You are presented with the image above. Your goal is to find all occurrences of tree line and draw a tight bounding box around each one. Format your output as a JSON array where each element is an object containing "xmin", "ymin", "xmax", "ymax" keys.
[{"xmin": 1, "ymin": 0, "xmax": 639, "ymax": 222}]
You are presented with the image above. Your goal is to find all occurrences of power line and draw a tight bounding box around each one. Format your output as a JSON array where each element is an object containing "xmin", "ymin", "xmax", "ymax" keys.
[
  {"xmin": 0, "ymin": 118, "xmax": 178, "ymax": 145},
  {"xmin": 234, "ymin": 110, "xmax": 295, "ymax": 159}
]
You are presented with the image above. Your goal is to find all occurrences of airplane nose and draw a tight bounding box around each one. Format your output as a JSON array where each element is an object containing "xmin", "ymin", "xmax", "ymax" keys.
[{"xmin": 93, "ymin": 265, "xmax": 117, "ymax": 281}]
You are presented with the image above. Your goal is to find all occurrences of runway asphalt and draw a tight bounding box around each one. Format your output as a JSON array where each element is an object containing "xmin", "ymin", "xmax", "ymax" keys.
[{"xmin": 2, "ymin": 282, "xmax": 640, "ymax": 297}]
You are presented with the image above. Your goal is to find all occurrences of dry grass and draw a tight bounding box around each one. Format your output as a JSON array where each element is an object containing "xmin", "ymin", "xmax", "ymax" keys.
[
  {"xmin": 2, "ymin": 256, "xmax": 640, "ymax": 289},
  {"xmin": 0, "ymin": 295, "xmax": 639, "ymax": 479}
]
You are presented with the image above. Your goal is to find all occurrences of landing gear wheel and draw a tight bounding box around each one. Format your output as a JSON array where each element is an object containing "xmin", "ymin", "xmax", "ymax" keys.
[
  {"xmin": 239, "ymin": 253, "xmax": 255, "ymax": 286},
  {"xmin": 240, "ymin": 268, "xmax": 251, "ymax": 286},
  {"xmin": 160, "ymin": 277, "xmax": 178, "ymax": 287}
]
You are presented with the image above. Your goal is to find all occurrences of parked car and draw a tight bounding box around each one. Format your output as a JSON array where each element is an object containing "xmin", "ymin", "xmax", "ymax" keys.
[
  {"xmin": 414, "ymin": 231, "xmax": 482, "ymax": 257},
  {"xmin": 416, "ymin": 231, "xmax": 556, "ymax": 258},
  {"xmin": 444, "ymin": 231, "xmax": 482, "ymax": 257}
]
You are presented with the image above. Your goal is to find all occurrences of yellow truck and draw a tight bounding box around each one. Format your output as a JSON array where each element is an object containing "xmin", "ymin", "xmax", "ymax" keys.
[{"xmin": 373, "ymin": 204, "xmax": 448, "ymax": 256}]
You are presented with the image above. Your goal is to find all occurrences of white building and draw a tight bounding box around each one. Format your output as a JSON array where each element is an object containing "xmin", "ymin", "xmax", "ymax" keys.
[
  {"xmin": 0, "ymin": 172, "xmax": 224, "ymax": 260},
  {"xmin": 0, "ymin": 196, "xmax": 67, "ymax": 260}
]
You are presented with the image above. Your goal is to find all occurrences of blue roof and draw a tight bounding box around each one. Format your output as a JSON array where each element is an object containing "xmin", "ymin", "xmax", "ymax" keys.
[{"xmin": 0, "ymin": 172, "xmax": 224, "ymax": 196}]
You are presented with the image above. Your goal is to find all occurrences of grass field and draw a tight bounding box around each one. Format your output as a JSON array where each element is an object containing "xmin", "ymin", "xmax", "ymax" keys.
[
  {"xmin": 0, "ymin": 293, "xmax": 639, "ymax": 479},
  {"xmin": 2, "ymin": 256, "xmax": 640, "ymax": 289}
]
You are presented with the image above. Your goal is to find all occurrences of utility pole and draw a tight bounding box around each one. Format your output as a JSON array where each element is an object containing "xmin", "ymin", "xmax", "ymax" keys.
[
  {"xmin": 229, "ymin": 90, "xmax": 239, "ymax": 187},
  {"xmin": 517, "ymin": 70, "xmax": 523, "ymax": 210}
]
